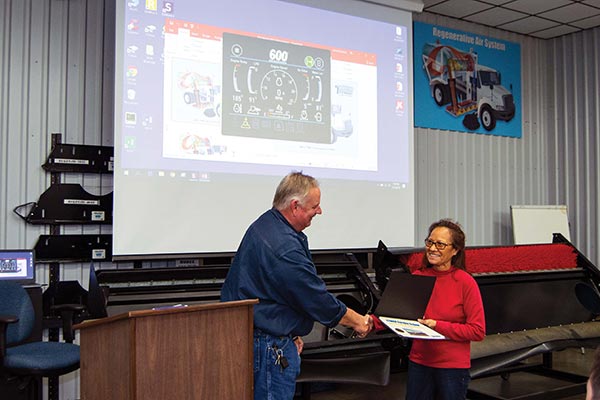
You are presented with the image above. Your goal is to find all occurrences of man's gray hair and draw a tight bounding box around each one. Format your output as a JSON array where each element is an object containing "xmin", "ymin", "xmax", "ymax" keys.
[{"xmin": 272, "ymin": 171, "xmax": 319, "ymax": 211}]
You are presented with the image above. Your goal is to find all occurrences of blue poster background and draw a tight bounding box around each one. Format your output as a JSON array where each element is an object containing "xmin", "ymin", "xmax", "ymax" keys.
[{"xmin": 413, "ymin": 22, "xmax": 522, "ymax": 138}]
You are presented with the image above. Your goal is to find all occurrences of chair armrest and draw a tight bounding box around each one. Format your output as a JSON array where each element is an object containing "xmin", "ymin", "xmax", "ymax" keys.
[
  {"xmin": 0, "ymin": 315, "xmax": 19, "ymax": 325},
  {"xmin": 50, "ymin": 304, "xmax": 85, "ymax": 343},
  {"xmin": 0, "ymin": 314, "xmax": 19, "ymax": 365}
]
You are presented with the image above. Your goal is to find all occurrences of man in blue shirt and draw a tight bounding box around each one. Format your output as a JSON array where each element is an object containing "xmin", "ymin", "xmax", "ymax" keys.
[{"xmin": 221, "ymin": 171, "xmax": 373, "ymax": 400}]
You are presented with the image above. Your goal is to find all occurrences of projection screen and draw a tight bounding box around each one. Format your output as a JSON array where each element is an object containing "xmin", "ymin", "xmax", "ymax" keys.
[{"xmin": 113, "ymin": 0, "xmax": 415, "ymax": 258}]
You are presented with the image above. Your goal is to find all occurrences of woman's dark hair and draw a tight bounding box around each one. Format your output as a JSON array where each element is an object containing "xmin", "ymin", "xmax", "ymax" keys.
[{"xmin": 422, "ymin": 219, "xmax": 467, "ymax": 270}]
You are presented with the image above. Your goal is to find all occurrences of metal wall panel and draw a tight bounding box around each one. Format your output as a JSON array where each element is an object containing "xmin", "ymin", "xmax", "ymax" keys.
[
  {"xmin": 0, "ymin": 2, "xmax": 599, "ymax": 398},
  {"xmin": 546, "ymin": 29, "xmax": 600, "ymax": 270}
]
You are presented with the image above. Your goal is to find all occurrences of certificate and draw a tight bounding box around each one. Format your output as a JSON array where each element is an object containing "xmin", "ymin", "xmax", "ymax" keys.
[{"xmin": 379, "ymin": 316, "xmax": 445, "ymax": 340}]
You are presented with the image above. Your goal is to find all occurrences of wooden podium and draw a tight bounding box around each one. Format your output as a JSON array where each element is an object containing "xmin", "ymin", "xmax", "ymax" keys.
[{"xmin": 76, "ymin": 300, "xmax": 257, "ymax": 400}]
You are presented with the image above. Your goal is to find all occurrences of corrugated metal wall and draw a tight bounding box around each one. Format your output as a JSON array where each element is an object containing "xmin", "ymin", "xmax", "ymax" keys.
[
  {"xmin": 0, "ymin": 1, "xmax": 598, "ymax": 398},
  {"xmin": 1, "ymin": 0, "xmax": 114, "ymax": 282},
  {"xmin": 546, "ymin": 29, "xmax": 599, "ymax": 271}
]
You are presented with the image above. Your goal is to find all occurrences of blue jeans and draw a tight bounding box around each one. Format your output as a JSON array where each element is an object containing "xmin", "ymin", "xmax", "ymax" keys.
[
  {"xmin": 253, "ymin": 330, "xmax": 301, "ymax": 400},
  {"xmin": 406, "ymin": 360, "xmax": 471, "ymax": 400}
]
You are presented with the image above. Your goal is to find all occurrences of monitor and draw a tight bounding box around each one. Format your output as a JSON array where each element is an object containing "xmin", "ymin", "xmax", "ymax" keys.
[{"xmin": 0, "ymin": 249, "xmax": 35, "ymax": 284}]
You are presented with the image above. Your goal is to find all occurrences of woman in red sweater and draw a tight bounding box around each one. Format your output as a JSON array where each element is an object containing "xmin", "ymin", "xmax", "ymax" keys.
[{"xmin": 406, "ymin": 219, "xmax": 485, "ymax": 400}]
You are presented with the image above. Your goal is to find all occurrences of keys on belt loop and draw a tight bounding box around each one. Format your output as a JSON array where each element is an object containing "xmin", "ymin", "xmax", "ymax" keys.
[{"xmin": 273, "ymin": 345, "xmax": 289, "ymax": 370}]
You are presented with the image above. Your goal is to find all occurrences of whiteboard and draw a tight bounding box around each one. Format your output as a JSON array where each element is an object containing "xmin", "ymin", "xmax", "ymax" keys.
[{"xmin": 510, "ymin": 205, "xmax": 571, "ymax": 244}]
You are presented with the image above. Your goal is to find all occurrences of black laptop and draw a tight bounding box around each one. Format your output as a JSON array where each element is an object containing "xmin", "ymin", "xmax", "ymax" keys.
[
  {"xmin": 374, "ymin": 270, "xmax": 444, "ymax": 339},
  {"xmin": 375, "ymin": 269, "xmax": 436, "ymax": 320}
]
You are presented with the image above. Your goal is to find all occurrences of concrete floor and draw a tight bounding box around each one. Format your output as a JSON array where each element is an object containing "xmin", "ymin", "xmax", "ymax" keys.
[{"xmin": 302, "ymin": 346, "xmax": 595, "ymax": 400}]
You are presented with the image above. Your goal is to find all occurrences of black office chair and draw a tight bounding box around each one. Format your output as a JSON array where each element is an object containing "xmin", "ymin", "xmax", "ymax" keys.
[{"xmin": 0, "ymin": 280, "xmax": 80, "ymax": 400}]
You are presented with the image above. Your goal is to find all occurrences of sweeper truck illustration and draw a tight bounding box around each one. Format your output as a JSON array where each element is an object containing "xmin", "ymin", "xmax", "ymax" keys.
[{"xmin": 422, "ymin": 42, "xmax": 515, "ymax": 131}]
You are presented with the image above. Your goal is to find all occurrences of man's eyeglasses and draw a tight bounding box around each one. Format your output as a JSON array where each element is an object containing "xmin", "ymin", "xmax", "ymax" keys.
[{"xmin": 424, "ymin": 239, "xmax": 452, "ymax": 250}]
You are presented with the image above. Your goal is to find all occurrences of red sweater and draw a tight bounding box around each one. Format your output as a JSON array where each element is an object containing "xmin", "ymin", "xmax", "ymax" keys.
[{"xmin": 409, "ymin": 267, "xmax": 485, "ymax": 369}]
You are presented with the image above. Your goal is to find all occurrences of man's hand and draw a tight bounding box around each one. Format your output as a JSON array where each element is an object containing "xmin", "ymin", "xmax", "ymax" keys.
[
  {"xmin": 340, "ymin": 308, "xmax": 373, "ymax": 338},
  {"xmin": 355, "ymin": 314, "xmax": 374, "ymax": 338},
  {"xmin": 293, "ymin": 336, "xmax": 304, "ymax": 354}
]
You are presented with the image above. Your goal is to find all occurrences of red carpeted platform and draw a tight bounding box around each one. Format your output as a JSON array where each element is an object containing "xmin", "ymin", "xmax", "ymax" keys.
[{"xmin": 399, "ymin": 243, "xmax": 578, "ymax": 274}]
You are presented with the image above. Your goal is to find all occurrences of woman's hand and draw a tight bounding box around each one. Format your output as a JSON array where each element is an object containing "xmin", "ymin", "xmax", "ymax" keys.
[{"xmin": 418, "ymin": 318, "xmax": 437, "ymax": 329}]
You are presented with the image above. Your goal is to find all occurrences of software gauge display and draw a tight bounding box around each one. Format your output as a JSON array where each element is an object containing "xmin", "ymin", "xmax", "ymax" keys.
[{"xmin": 222, "ymin": 32, "xmax": 331, "ymax": 143}]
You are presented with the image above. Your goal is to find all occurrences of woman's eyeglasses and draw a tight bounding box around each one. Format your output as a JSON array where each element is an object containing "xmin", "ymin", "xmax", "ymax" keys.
[{"xmin": 424, "ymin": 239, "xmax": 452, "ymax": 250}]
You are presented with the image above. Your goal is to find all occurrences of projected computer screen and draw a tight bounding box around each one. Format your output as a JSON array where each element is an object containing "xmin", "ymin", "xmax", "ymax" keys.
[{"xmin": 114, "ymin": 0, "xmax": 415, "ymax": 257}]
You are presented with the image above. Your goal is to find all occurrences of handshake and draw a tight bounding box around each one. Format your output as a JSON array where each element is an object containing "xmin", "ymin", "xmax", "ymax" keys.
[
  {"xmin": 353, "ymin": 314, "xmax": 374, "ymax": 338},
  {"xmin": 340, "ymin": 306, "xmax": 386, "ymax": 339}
]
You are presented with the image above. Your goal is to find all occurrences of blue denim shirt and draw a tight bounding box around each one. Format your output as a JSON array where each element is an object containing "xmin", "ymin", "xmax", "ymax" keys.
[{"xmin": 221, "ymin": 208, "xmax": 347, "ymax": 337}]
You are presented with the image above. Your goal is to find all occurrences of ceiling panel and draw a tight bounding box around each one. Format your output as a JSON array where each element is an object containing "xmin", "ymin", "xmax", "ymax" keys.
[
  {"xmin": 538, "ymin": 3, "xmax": 600, "ymax": 23},
  {"xmin": 464, "ymin": 7, "xmax": 527, "ymax": 26},
  {"xmin": 503, "ymin": 0, "xmax": 572, "ymax": 14},
  {"xmin": 530, "ymin": 24, "xmax": 582, "ymax": 39},
  {"xmin": 499, "ymin": 16, "xmax": 560, "ymax": 34},
  {"xmin": 572, "ymin": 13, "xmax": 600, "ymax": 29},
  {"xmin": 426, "ymin": 0, "xmax": 493, "ymax": 18}
]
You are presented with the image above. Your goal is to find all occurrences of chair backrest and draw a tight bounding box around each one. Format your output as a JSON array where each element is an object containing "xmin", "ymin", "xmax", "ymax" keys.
[
  {"xmin": 0, "ymin": 281, "xmax": 34, "ymax": 345},
  {"xmin": 42, "ymin": 280, "xmax": 88, "ymax": 317}
]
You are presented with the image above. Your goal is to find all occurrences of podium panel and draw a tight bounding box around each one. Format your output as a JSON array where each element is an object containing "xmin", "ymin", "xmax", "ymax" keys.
[{"xmin": 77, "ymin": 300, "xmax": 257, "ymax": 400}]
